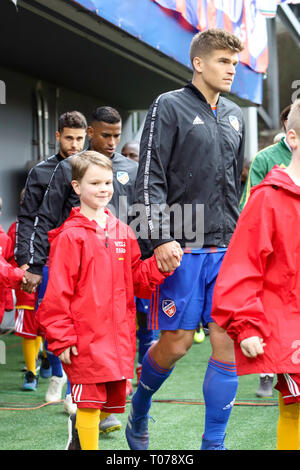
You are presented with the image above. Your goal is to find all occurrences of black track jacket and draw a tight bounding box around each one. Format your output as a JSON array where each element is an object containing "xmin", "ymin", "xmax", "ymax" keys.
[
  {"xmin": 27, "ymin": 152, "xmax": 138, "ymax": 275},
  {"xmin": 15, "ymin": 153, "xmax": 64, "ymax": 267},
  {"xmin": 135, "ymin": 83, "xmax": 245, "ymax": 254}
]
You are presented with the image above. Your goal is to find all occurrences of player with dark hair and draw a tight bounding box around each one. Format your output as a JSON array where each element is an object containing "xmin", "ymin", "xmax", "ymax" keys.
[{"xmin": 15, "ymin": 110, "xmax": 87, "ymax": 396}]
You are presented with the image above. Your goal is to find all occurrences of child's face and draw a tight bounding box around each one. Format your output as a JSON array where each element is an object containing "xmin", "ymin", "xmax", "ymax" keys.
[{"xmin": 73, "ymin": 164, "xmax": 114, "ymax": 211}]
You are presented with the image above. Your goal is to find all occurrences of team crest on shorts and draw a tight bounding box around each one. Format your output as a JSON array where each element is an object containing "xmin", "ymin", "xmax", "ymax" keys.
[
  {"xmin": 228, "ymin": 115, "xmax": 239, "ymax": 132},
  {"xmin": 162, "ymin": 299, "xmax": 176, "ymax": 318},
  {"xmin": 117, "ymin": 171, "xmax": 129, "ymax": 185}
]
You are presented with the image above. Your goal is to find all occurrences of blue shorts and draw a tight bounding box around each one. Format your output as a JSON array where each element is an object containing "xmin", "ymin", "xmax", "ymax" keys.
[
  {"xmin": 147, "ymin": 250, "xmax": 226, "ymax": 331},
  {"xmin": 135, "ymin": 297, "xmax": 151, "ymax": 314},
  {"xmin": 35, "ymin": 265, "xmax": 49, "ymax": 310}
]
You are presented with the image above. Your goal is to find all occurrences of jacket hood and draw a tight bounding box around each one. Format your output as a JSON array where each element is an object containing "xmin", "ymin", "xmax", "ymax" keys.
[
  {"xmin": 48, "ymin": 207, "xmax": 117, "ymax": 244},
  {"xmin": 251, "ymin": 165, "xmax": 300, "ymax": 198}
]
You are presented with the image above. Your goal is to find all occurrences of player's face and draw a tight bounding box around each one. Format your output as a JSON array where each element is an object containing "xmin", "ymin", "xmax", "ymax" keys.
[
  {"xmin": 73, "ymin": 164, "xmax": 114, "ymax": 211},
  {"xmin": 194, "ymin": 49, "xmax": 239, "ymax": 94},
  {"xmin": 87, "ymin": 121, "xmax": 122, "ymax": 158},
  {"xmin": 56, "ymin": 127, "xmax": 86, "ymax": 158},
  {"xmin": 122, "ymin": 144, "xmax": 139, "ymax": 162}
]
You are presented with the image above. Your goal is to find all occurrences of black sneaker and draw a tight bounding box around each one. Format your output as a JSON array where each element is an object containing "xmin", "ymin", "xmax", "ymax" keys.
[
  {"xmin": 22, "ymin": 371, "xmax": 38, "ymax": 391},
  {"xmin": 65, "ymin": 413, "xmax": 81, "ymax": 450}
]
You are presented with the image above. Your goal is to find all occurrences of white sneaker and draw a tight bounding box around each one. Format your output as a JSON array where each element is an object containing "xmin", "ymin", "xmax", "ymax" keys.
[
  {"xmin": 63, "ymin": 393, "xmax": 77, "ymax": 415},
  {"xmin": 45, "ymin": 372, "xmax": 67, "ymax": 402}
]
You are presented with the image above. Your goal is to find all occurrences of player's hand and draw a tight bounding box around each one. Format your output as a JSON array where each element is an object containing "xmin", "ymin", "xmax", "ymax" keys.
[
  {"xmin": 21, "ymin": 271, "xmax": 42, "ymax": 293},
  {"xmin": 240, "ymin": 336, "xmax": 266, "ymax": 358},
  {"xmin": 154, "ymin": 241, "xmax": 183, "ymax": 273},
  {"xmin": 59, "ymin": 346, "xmax": 78, "ymax": 365}
]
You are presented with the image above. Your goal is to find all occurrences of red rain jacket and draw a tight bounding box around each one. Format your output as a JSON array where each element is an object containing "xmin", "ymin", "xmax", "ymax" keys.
[
  {"xmin": 0, "ymin": 225, "xmax": 24, "ymax": 322},
  {"xmin": 212, "ymin": 166, "xmax": 300, "ymax": 375},
  {"xmin": 36, "ymin": 207, "xmax": 170, "ymax": 384},
  {"xmin": 7, "ymin": 222, "xmax": 36, "ymax": 309}
]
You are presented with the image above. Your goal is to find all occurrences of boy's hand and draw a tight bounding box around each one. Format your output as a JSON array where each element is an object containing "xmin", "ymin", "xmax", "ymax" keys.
[
  {"xmin": 59, "ymin": 346, "xmax": 78, "ymax": 365},
  {"xmin": 240, "ymin": 336, "xmax": 266, "ymax": 358}
]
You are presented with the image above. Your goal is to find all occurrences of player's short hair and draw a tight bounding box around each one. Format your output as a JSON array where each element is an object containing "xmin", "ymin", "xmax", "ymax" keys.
[
  {"xmin": 190, "ymin": 28, "xmax": 244, "ymax": 66},
  {"xmin": 91, "ymin": 106, "xmax": 121, "ymax": 124},
  {"xmin": 286, "ymin": 99, "xmax": 300, "ymax": 136},
  {"xmin": 71, "ymin": 150, "xmax": 113, "ymax": 182},
  {"xmin": 58, "ymin": 111, "xmax": 87, "ymax": 133}
]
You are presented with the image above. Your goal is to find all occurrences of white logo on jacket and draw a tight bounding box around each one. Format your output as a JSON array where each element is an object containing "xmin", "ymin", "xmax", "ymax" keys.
[
  {"xmin": 114, "ymin": 241, "xmax": 126, "ymax": 254},
  {"xmin": 193, "ymin": 115, "xmax": 204, "ymax": 125},
  {"xmin": 229, "ymin": 115, "xmax": 240, "ymax": 132},
  {"xmin": 117, "ymin": 171, "xmax": 129, "ymax": 185}
]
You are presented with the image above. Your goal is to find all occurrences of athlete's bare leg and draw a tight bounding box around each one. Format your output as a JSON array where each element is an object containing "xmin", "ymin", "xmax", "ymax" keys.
[
  {"xmin": 208, "ymin": 321, "xmax": 235, "ymax": 363},
  {"xmin": 149, "ymin": 329, "xmax": 195, "ymax": 370}
]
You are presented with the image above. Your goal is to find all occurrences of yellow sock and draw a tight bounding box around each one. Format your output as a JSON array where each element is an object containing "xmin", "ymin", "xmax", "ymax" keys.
[
  {"xmin": 35, "ymin": 336, "xmax": 42, "ymax": 358},
  {"xmin": 76, "ymin": 408, "xmax": 100, "ymax": 450},
  {"xmin": 277, "ymin": 393, "xmax": 300, "ymax": 450},
  {"xmin": 100, "ymin": 412, "xmax": 111, "ymax": 421},
  {"xmin": 22, "ymin": 338, "xmax": 37, "ymax": 375}
]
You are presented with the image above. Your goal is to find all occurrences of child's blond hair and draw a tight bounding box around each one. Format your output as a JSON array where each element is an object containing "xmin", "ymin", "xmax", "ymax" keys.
[{"xmin": 71, "ymin": 151, "xmax": 113, "ymax": 182}]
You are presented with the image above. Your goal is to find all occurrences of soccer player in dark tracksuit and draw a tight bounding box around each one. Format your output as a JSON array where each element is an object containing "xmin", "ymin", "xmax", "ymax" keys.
[
  {"xmin": 16, "ymin": 111, "xmax": 87, "ymax": 395},
  {"xmin": 126, "ymin": 29, "xmax": 246, "ymax": 451}
]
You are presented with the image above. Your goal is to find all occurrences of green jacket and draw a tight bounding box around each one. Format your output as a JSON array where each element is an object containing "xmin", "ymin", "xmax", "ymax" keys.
[{"xmin": 239, "ymin": 137, "xmax": 291, "ymax": 210}]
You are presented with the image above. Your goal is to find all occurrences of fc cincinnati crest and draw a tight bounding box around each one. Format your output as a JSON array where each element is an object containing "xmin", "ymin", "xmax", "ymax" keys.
[
  {"xmin": 117, "ymin": 171, "xmax": 129, "ymax": 185},
  {"xmin": 162, "ymin": 299, "xmax": 176, "ymax": 318},
  {"xmin": 229, "ymin": 115, "xmax": 239, "ymax": 132}
]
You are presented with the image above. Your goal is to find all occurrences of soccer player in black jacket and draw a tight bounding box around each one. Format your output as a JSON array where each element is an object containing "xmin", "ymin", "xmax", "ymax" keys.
[
  {"xmin": 16, "ymin": 110, "xmax": 87, "ymax": 403},
  {"xmin": 126, "ymin": 29, "xmax": 245, "ymax": 451}
]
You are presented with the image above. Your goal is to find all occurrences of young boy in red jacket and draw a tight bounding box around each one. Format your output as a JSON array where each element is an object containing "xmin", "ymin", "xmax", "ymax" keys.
[
  {"xmin": 36, "ymin": 151, "xmax": 181, "ymax": 450},
  {"xmin": 211, "ymin": 99, "xmax": 300, "ymax": 450}
]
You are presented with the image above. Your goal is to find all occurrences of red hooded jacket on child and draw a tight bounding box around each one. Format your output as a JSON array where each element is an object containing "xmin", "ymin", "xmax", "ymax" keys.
[
  {"xmin": 212, "ymin": 166, "xmax": 300, "ymax": 376},
  {"xmin": 0, "ymin": 225, "xmax": 23, "ymax": 322},
  {"xmin": 7, "ymin": 222, "xmax": 36, "ymax": 310},
  {"xmin": 36, "ymin": 207, "xmax": 171, "ymax": 384}
]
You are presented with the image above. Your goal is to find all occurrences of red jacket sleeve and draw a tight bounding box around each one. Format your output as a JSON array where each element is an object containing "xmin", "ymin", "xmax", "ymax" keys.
[
  {"xmin": 0, "ymin": 255, "xmax": 24, "ymax": 289},
  {"xmin": 128, "ymin": 227, "xmax": 171, "ymax": 298},
  {"xmin": 212, "ymin": 188, "xmax": 274, "ymax": 343},
  {"xmin": 36, "ymin": 231, "xmax": 81, "ymax": 356}
]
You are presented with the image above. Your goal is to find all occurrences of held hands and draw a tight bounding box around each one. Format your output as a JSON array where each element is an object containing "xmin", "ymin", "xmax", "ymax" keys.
[
  {"xmin": 154, "ymin": 241, "xmax": 183, "ymax": 273},
  {"xmin": 19, "ymin": 264, "xmax": 28, "ymax": 287},
  {"xmin": 21, "ymin": 270, "xmax": 42, "ymax": 293},
  {"xmin": 240, "ymin": 336, "xmax": 266, "ymax": 358},
  {"xmin": 59, "ymin": 346, "xmax": 78, "ymax": 365}
]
